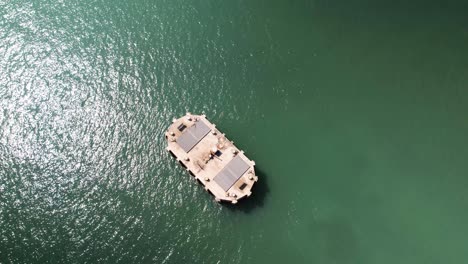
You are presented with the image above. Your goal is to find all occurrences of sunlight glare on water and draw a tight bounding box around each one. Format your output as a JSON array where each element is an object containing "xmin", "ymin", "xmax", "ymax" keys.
[{"xmin": 1, "ymin": 0, "xmax": 468, "ymax": 263}]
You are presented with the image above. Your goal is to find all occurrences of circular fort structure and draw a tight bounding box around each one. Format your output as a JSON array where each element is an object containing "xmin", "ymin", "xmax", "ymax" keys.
[{"xmin": 165, "ymin": 113, "xmax": 258, "ymax": 204}]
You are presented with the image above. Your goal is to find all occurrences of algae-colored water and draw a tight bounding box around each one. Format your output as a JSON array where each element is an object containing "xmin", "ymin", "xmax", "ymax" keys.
[{"xmin": 1, "ymin": 0, "xmax": 468, "ymax": 263}]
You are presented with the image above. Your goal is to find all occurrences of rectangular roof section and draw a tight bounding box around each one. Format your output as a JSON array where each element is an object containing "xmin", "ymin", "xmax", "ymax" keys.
[
  {"xmin": 176, "ymin": 119, "xmax": 211, "ymax": 153},
  {"xmin": 213, "ymin": 155, "xmax": 250, "ymax": 192}
]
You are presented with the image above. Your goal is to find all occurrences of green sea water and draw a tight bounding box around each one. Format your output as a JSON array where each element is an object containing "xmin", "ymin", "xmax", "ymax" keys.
[{"xmin": 1, "ymin": 0, "xmax": 468, "ymax": 263}]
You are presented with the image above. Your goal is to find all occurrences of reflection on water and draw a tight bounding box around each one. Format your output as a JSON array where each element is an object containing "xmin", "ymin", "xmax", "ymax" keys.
[{"xmin": 2, "ymin": 0, "xmax": 468, "ymax": 263}]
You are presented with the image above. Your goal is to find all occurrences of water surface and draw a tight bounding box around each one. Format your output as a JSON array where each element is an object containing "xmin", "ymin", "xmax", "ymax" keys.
[{"xmin": 1, "ymin": 0, "xmax": 468, "ymax": 263}]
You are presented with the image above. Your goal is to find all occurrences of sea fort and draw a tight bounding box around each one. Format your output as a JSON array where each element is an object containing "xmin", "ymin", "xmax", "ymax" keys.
[{"xmin": 166, "ymin": 113, "xmax": 258, "ymax": 204}]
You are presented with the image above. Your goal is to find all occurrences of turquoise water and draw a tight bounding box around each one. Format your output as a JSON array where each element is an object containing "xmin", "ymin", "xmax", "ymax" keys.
[{"xmin": 1, "ymin": 0, "xmax": 468, "ymax": 263}]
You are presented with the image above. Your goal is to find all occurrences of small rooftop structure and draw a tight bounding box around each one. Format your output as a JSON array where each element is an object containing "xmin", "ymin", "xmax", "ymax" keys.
[
  {"xmin": 177, "ymin": 119, "xmax": 211, "ymax": 152},
  {"xmin": 214, "ymin": 155, "xmax": 251, "ymax": 192},
  {"xmin": 165, "ymin": 113, "xmax": 258, "ymax": 204}
]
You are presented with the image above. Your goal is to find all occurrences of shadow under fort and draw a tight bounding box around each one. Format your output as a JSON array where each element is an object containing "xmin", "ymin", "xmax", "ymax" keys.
[{"xmin": 225, "ymin": 167, "xmax": 270, "ymax": 213}]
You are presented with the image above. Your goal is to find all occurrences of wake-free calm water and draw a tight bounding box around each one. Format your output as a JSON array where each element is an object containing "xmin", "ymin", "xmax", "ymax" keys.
[{"xmin": 1, "ymin": 0, "xmax": 468, "ymax": 263}]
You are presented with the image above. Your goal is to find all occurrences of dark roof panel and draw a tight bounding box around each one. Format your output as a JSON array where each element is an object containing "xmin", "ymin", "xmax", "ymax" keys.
[
  {"xmin": 176, "ymin": 120, "xmax": 211, "ymax": 153},
  {"xmin": 213, "ymin": 155, "xmax": 250, "ymax": 191}
]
